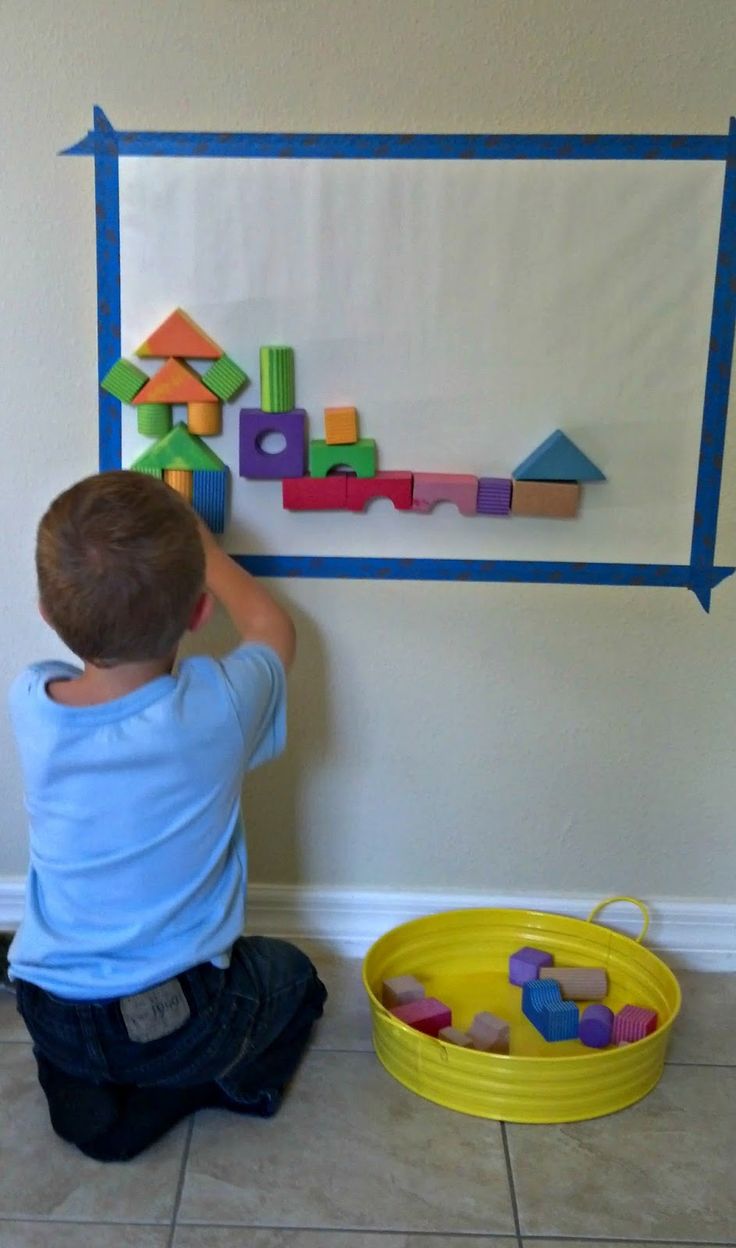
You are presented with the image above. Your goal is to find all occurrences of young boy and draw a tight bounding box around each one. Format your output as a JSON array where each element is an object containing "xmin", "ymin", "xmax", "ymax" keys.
[{"xmin": 7, "ymin": 470, "xmax": 326, "ymax": 1162}]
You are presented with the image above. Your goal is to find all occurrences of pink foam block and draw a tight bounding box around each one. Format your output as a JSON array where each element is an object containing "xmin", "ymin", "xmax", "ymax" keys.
[
  {"xmin": 468, "ymin": 1011, "xmax": 510, "ymax": 1054},
  {"xmin": 439, "ymin": 1026, "xmax": 473, "ymax": 1047},
  {"xmin": 382, "ymin": 975, "xmax": 425, "ymax": 1009},
  {"xmin": 612, "ymin": 1005, "xmax": 658, "ymax": 1044},
  {"xmin": 391, "ymin": 997, "xmax": 452, "ymax": 1037},
  {"xmin": 346, "ymin": 471, "xmax": 413, "ymax": 512},
  {"xmin": 412, "ymin": 473, "xmax": 478, "ymax": 516}
]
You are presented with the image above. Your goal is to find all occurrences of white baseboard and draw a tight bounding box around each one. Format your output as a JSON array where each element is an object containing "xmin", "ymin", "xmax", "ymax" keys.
[{"xmin": 1, "ymin": 878, "xmax": 734, "ymax": 971}]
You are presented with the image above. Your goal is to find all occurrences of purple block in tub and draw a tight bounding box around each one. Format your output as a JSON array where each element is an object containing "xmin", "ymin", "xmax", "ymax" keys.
[
  {"xmin": 509, "ymin": 946, "xmax": 554, "ymax": 986},
  {"xmin": 580, "ymin": 1004, "xmax": 614, "ymax": 1048},
  {"xmin": 477, "ymin": 477, "xmax": 512, "ymax": 516},
  {"xmin": 239, "ymin": 408, "xmax": 307, "ymax": 479}
]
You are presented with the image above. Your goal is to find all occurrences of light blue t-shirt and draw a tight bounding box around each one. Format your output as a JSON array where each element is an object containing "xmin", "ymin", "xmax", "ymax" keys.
[{"xmin": 8, "ymin": 644, "xmax": 286, "ymax": 1000}]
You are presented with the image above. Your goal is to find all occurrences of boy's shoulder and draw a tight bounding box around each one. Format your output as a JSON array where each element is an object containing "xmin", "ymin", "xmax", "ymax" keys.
[{"xmin": 9, "ymin": 660, "xmax": 78, "ymax": 711}]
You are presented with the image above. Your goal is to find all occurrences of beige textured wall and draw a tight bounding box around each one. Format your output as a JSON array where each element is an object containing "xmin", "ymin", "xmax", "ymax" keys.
[{"xmin": 1, "ymin": 0, "xmax": 735, "ymax": 897}]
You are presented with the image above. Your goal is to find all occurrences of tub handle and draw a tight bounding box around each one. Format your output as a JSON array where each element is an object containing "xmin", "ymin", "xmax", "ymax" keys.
[{"xmin": 587, "ymin": 895, "xmax": 650, "ymax": 945}]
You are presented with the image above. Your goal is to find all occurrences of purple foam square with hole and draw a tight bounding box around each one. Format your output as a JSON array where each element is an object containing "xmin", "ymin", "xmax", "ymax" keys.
[
  {"xmin": 509, "ymin": 945, "xmax": 554, "ymax": 986},
  {"xmin": 477, "ymin": 477, "xmax": 512, "ymax": 516},
  {"xmin": 239, "ymin": 408, "xmax": 307, "ymax": 479}
]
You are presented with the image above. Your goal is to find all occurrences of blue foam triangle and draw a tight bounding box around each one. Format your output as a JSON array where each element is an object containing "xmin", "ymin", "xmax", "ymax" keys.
[{"xmin": 513, "ymin": 430, "xmax": 606, "ymax": 482}]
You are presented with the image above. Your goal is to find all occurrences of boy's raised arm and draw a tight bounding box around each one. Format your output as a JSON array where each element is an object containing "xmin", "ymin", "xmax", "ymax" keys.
[{"xmin": 198, "ymin": 522, "xmax": 296, "ymax": 671}]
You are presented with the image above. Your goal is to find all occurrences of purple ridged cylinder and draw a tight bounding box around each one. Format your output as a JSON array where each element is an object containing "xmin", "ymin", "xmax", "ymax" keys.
[
  {"xmin": 477, "ymin": 477, "xmax": 512, "ymax": 516},
  {"xmin": 580, "ymin": 1004, "xmax": 614, "ymax": 1049}
]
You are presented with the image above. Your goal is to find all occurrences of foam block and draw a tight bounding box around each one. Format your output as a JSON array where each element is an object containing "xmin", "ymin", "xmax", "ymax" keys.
[
  {"xmin": 382, "ymin": 975, "xmax": 425, "ymax": 1009},
  {"xmin": 468, "ymin": 1011, "xmax": 510, "ymax": 1054},
  {"xmin": 192, "ymin": 470, "xmax": 227, "ymax": 534},
  {"xmin": 580, "ymin": 1004, "xmax": 614, "ymax": 1049},
  {"xmin": 131, "ymin": 423, "xmax": 226, "ymax": 472},
  {"xmin": 513, "ymin": 429, "xmax": 606, "ymax": 482},
  {"xmin": 612, "ymin": 1005, "xmax": 658, "ymax": 1044},
  {"xmin": 346, "ymin": 471, "xmax": 413, "ymax": 512},
  {"xmin": 522, "ymin": 980, "xmax": 579, "ymax": 1042},
  {"xmin": 202, "ymin": 354, "xmax": 249, "ymax": 401},
  {"xmin": 309, "ymin": 438, "xmax": 377, "ymax": 479},
  {"xmin": 260, "ymin": 346, "xmax": 295, "ymax": 412},
  {"xmin": 101, "ymin": 358, "xmax": 148, "ymax": 403},
  {"xmin": 136, "ymin": 309, "xmax": 223, "ymax": 359},
  {"xmin": 133, "ymin": 359, "xmax": 218, "ymax": 405},
  {"xmin": 163, "ymin": 468, "xmax": 193, "ymax": 503},
  {"xmin": 412, "ymin": 473, "xmax": 478, "ymax": 516},
  {"xmin": 539, "ymin": 967, "xmax": 608, "ymax": 1000},
  {"xmin": 187, "ymin": 401, "xmax": 222, "ymax": 436},
  {"xmin": 476, "ymin": 477, "xmax": 512, "ymax": 516},
  {"xmin": 390, "ymin": 997, "xmax": 452, "ymax": 1037},
  {"xmin": 439, "ymin": 1026, "xmax": 473, "ymax": 1048},
  {"xmin": 282, "ymin": 477, "xmax": 347, "ymax": 510},
  {"xmin": 239, "ymin": 409, "xmax": 307, "ymax": 479},
  {"xmin": 509, "ymin": 946, "xmax": 554, "ymax": 986},
  {"xmin": 325, "ymin": 406, "xmax": 358, "ymax": 445},
  {"xmin": 511, "ymin": 480, "xmax": 580, "ymax": 518},
  {"xmin": 137, "ymin": 403, "xmax": 172, "ymax": 437}
]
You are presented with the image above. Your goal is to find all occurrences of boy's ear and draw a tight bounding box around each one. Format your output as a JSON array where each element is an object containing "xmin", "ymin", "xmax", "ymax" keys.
[{"xmin": 188, "ymin": 591, "xmax": 214, "ymax": 634}]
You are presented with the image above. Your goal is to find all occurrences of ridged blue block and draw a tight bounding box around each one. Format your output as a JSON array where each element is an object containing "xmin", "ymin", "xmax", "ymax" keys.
[
  {"xmin": 522, "ymin": 979, "xmax": 579, "ymax": 1041},
  {"xmin": 193, "ymin": 469, "xmax": 227, "ymax": 534}
]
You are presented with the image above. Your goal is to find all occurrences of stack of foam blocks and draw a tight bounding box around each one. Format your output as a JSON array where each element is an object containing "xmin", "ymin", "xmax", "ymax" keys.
[{"xmin": 239, "ymin": 346, "xmax": 606, "ymax": 518}]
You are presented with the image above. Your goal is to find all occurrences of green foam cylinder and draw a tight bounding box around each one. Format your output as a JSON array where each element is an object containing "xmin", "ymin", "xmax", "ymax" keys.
[
  {"xmin": 260, "ymin": 346, "xmax": 294, "ymax": 413},
  {"xmin": 137, "ymin": 403, "xmax": 172, "ymax": 437}
]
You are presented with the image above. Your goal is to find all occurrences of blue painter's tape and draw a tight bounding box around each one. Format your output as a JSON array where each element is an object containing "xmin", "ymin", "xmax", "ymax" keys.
[
  {"xmin": 689, "ymin": 116, "xmax": 736, "ymax": 610},
  {"xmin": 233, "ymin": 556, "xmax": 735, "ymax": 593},
  {"xmin": 62, "ymin": 124, "xmax": 728, "ymax": 163},
  {"xmin": 93, "ymin": 108, "xmax": 121, "ymax": 472}
]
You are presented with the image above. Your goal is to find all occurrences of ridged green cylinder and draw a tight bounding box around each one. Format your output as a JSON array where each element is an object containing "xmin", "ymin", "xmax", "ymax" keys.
[
  {"xmin": 137, "ymin": 403, "xmax": 172, "ymax": 437},
  {"xmin": 260, "ymin": 346, "xmax": 294, "ymax": 413}
]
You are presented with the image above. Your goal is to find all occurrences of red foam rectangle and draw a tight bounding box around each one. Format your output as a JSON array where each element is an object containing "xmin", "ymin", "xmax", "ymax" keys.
[
  {"xmin": 346, "ymin": 471, "xmax": 413, "ymax": 512},
  {"xmin": 282, "ymin": 476, "xmax": 348, "ymax": 510},
  {"xmin": 390, "ymin": 997, "xmax": 452, "ymax": 1036}
]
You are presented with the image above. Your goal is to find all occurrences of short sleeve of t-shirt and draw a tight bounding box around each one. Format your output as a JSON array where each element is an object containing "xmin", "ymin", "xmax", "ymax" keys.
[{"xmin": 215, "ymin": 643, "xmax": 287, "ymax": 769}]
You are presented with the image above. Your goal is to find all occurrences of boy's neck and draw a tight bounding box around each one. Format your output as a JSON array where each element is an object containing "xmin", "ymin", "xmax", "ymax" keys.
[{"xmin": 47, "ymin": 656, "xmax": 175, "ymax": 707}]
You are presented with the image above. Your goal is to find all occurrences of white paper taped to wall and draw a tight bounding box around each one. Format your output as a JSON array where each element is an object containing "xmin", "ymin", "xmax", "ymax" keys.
[{"xmin": 119, "ymin": 155, "xmax": 723, "ymax": 563}]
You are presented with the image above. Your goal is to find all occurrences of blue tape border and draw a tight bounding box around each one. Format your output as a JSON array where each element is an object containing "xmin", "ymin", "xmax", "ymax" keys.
[{"xmin": 63, "ymin": 108, "xmax": 736, "ymax": 610}]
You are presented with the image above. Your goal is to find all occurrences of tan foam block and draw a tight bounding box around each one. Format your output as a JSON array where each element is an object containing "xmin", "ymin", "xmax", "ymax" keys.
[
  {"xmin": 511, "ymin": 480, "xmax": 580, "ymax": 518},
  {"xmin": 439, "ymin": 1026, "xmax": 473, "ymax": 1047},
  {"xmin": 539, "ymin": 966, "xmax": 608, "ymax": 1000},
  {"xmin": 468, "ymin": 1011, "xmax": 510, "ymax": 1054},
  {"xmin": 382, "ymin": 975, "xmax": 425, "ymax": 1009}
]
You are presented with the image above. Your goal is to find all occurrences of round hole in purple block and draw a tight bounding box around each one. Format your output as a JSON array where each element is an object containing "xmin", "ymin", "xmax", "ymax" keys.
[{"xmin": 256, "ymin": 431, "xmax": 287, "ymax": 455}]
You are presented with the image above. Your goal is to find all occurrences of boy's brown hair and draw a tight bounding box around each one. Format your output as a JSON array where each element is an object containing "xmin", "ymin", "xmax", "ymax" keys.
[{"xmin": 36, "ymin": 471, "xmax": 205, "ymax": 666}]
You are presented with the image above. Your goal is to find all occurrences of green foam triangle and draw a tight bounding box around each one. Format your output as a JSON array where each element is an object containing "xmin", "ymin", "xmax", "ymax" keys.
[{"xmin": 130, "ymin": 422, "xmax": 226, "ymax": 472}]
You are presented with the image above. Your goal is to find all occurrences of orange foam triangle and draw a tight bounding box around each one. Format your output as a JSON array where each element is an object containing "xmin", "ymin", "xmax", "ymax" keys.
[
  {"xmin": 135, "ymin": 309, "xmax": 223, "ymax": 359},
  {"xmin": 133, "ymin": 359, "xmax": 218, "ymax": 404}
]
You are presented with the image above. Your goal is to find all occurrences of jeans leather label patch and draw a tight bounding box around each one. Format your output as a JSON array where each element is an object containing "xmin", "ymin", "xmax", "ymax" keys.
[{"xmin": 120, "ymin": 978, "xmax": 191, "ymax": 1043}]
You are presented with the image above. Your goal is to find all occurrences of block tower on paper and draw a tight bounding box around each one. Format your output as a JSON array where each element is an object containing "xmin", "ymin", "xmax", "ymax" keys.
[
  {"xmin": 102, "ymin": 308, "xmax": 249, "ymax": 533},
  {"xmin": 511, "ymin": 429, "xmax": 605, "ymax": 519}
]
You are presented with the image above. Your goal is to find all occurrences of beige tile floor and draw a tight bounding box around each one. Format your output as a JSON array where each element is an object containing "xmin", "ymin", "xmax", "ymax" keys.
[{"xmin": 0, "ymin": 960, "xmax": 734, "ymax": 1247}]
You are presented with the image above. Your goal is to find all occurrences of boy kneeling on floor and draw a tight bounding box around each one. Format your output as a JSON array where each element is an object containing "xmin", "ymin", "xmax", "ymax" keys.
[{"xmin": 7, "ymin": 471, "xmax": 326, "ymax": 1161}]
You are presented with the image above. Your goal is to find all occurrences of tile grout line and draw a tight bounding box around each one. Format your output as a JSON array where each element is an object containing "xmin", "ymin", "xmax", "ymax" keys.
[
  {"xmin": 500, "ymin": 1121, "xmax": 524, "ymax": 1248},
  {"xmin": 165, "ymin": 1113, "xmax": 194, "ymax": 1248}
]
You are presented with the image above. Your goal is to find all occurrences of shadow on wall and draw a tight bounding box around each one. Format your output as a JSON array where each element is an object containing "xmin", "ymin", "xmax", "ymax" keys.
[{"xmin": 177, "ymin": 592, "xmax": 331, "ymax": 886}]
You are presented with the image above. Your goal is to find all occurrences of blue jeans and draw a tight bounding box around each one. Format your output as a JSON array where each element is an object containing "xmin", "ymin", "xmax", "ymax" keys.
[{"xmin": 15, "ymin": 936, "xmax": 326, "ymax": 1161}]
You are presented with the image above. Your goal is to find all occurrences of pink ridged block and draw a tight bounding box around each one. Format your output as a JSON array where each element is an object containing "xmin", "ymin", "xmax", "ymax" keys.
[
  {"xmin": 390, "ymin": 997, "xmax": 452, "ymax": 1037},
  {"xmin": 612, "ymin": 1005, "xmax": 658, "ymax": 1044},
  {"xmin": 412, "ymin": 473, "xmax": 478, "ymax": 516}
]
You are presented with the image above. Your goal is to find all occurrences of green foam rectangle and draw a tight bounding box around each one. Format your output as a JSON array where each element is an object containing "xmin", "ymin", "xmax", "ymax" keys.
[
  {"xmin": 309, "ymin": 438, "xmax": 377, "ymax": 479},
  {"xmin": 101, "ymin": 358, "xmax": 148, "ymax": 403},
  {"xmin": 202, "ymin": 354, "xmax": 249, "ymax": 401},
  {"xmin": 260, "ymin": 346, "xmax": 295, "ymax": 412}
]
